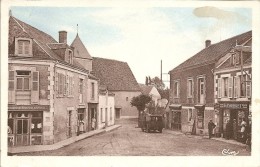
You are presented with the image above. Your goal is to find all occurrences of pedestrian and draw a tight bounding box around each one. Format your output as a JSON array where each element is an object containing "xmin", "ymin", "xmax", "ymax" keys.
[
  {"xmin": 92, "ymin": 117, "xmax": 96, "ymax": 130},
  {"xmin": 208, "ymin": 119, "xmax": 216, "ymax": 139},
  {"xmin": 79, "ymin": 120, "xmax": 85, "ymax": 135},
  {"xmin": 225, "ymin": 120, "xmax": 232, "ymax": 140},
  {"xmin": 240, "ymin": 124, "xmax": 247, "ymax": 143}
]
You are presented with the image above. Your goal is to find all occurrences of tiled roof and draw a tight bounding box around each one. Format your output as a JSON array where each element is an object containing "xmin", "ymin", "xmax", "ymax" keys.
[
  {"xmin": 139, "ymin": 84, "xmax": 153, "ymax": 95},
  {"xmin": 170, "ymin": 31, "xmax": 252, "ymax": 72},
  {"xmin": 9, "ymin": 16, "xmax": 87, "ymax": 72},
  {"xmin": 92, "ymin": 57, "xmax": 141, "ymax": 91},
  {"xmin": 71, "ymin": 34, "xmax": 93, "ymax": 60}
]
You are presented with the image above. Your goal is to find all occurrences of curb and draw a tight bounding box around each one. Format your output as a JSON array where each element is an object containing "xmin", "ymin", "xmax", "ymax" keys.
[{"xmin": 8, "ymin": 124, "xmax": 121, "ymax": 155}]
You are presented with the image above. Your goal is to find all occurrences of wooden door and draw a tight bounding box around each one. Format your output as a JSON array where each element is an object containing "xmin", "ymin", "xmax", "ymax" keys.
[{"xmin": 16, "ymin": 119, "xmax": 29, "ymax": 146}]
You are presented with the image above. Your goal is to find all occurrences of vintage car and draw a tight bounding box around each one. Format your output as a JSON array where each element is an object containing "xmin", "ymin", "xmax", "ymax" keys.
[{"xmin": 140, "ymin": 114, "xmax": 163, "ymax": 133}]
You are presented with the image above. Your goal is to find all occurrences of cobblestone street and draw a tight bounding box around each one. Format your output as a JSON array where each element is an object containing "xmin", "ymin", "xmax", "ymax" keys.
[{"xmin": 16, "ymin": 118, "xmax": 250, "ymax": 156}]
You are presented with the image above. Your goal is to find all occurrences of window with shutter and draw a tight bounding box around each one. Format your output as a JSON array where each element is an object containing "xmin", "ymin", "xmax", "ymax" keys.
[
  {"xmin": 246, "ymin": 75, "xmax": 251, "ymax": 98},
  {"xmin": 228, "ymin": 77, "xmax": 233, "ymax": 98},
  {"xmin": 218, "ymin": 78, "xmax": 221, "ymax": 98},
  {"xmin": 237, "ymin": 76, "xmax": 241, "ymax": 97},
  {"xmin": 234, "ymin": 77, "xmax": 238, "ymax": 98},
  {"xmin": 15, "ymin": 38, "xmax": 32, "ymax": 56},
  {"xmin": 8, "ymin": 71, "xmax": 16, "ymax": 104},
  {"xmin": 31, "ymin": 71, "xmax": 39, "ymax": 104}
]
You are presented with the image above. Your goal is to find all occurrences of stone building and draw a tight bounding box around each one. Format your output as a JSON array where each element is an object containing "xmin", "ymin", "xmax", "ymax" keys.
[{"xmin": 8, "ymin": 16, "xmax": 98, "ymax": 146}]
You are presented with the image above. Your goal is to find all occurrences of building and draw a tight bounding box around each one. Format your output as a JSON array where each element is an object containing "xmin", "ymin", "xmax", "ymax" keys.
[
  {"xmin": 214, "ymin": 37, "xmax": 252, "ymax": 140},
  {"xmin": 97, "ymin": 86, "xmax": 115, "ymax": 129},
  {"xmin": 7, "ymin": 15, "xmax": 99, "ymax": 146},
  {"xmin": 139, "ymin": 83, "xmax": 161, "ymax": 105},
  {"xmin": 92, "ymin": 57, "xmax": 141, "ymax": 119},
  {"xmin": 167, "ymin": 31, "xmax": 252, "ymax": 136}
]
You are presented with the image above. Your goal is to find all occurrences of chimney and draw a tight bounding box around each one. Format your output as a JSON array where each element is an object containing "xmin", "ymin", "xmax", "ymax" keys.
[
  {"xmin": 205, "ymin": 40, "xmax": 211, "ymax": 48},
  {"xmin": 59, "ymin": 31, "xmax": 67, "ymax": 44}
]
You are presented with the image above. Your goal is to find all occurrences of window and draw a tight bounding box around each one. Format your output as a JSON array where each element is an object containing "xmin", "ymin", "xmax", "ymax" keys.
[
  {"xmin": 240, "ymin": 75, "xmax": 247, "ymax": 97},
  {"xmin": 91, "ymin": 82, "xmax": 95, "ymax": 99},
  {"xmin": 187, "ymin": 78, "xmax": 193, "ymax": 98},
  {"xmin": 198, "ymin": 77, "xmax": 205, "ymax": 104},
  {"xmin": 173, "ymin": 80, "xmax": 180, "ymax": 98},
  {"xmin": 223, "ymin": 77, "xmax": 228, "ymax": 97},
  {"xmin": 126, "ymin": 97, "xmax": 128, "ymax": 101},
  {"xmin": 79, "ymin": 79, "xmax": 83, "ymax": 94},
  {"xmin": 77, "ymin": 109, "xmax": 84, "ymax": 121},
  {"xmin": 246, "ymin": 75, "xmax": 251, "ymax": 98},
  {"xmin": 228, "ymin": 77, "xmax": 233, "ymax": 98},
  {"xmin": 234, "ymin": 76, "xmax": 238, "ymax": 98},
  {"xmin": 188, "ymin": 109, "xmax": 193, "ymax": 122},
  {"xmin": 31, "ymin": 112, "xmax": 42, "ymax": 134},
  {"xmin": 100, "ymin": 108, "xmax": 103, "ymax": 123},
  {"xmin": 16, "ymin": 71, "xmax": 30, "ymax": 91},
  {"xmin": 15, "ymin": 38, "xmax": 32, "ymax": 56},
  {"xmin": 217, "ymin": 78, "xmax": 221, "ymax": 98},
  {"xmin": 67, "ymin": 75, "xmax": 73, "ymax": 96},
  {"xmin": 9, "ymin": 71, "xmax": 15, "ymax": 91}
]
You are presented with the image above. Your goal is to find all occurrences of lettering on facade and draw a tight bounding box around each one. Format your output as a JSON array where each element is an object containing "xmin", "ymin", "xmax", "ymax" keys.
[
  {"xmin": 8, "ymin": 105, "xmax": 50, "ymax": 111},
  {"xmin": 218, "ymin": 103, "xmax": 249, "ymax": 110}
]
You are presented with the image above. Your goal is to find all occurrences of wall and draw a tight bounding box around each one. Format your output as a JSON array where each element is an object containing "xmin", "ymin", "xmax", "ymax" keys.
[
  {"xmin": 169, "ymin": 63, "xmax": 215, "ymax": 107},
  {"xmin": 53, "ymin": 66, "xmax": 88, "ymax": 143},
  {"xmin": 113, "ymin": 91, "xmax": 141, "ymax": 118},
  {"xmin": 98, "ymin": 94, "xmax": 115, "ymax": 129},
  {"xmin": 87, "ymin": 78, "xmax": 99, "ymax": 103}
]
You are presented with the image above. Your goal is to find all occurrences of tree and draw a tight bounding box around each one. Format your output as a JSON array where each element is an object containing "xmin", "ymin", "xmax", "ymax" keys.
[
  {"xmin": 130, "ymin": 94, "xmax": 152, "ymax": 127},
  {"xmin": 147, "ymin": 76, "xmax": 169, "ymax": 100}
]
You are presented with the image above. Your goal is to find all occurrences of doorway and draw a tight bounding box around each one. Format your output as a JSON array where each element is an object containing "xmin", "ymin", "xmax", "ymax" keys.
[
  {"xmin": 171, "ymin": 111, "xmax": 181, "ymax": 131},
  {"xmin": 16, "ymin": 118, "xmax": 29, "ymax": 146},
  {"xmin": 68, "ymin": 111, "xmax": 72, "ymax": 138}
]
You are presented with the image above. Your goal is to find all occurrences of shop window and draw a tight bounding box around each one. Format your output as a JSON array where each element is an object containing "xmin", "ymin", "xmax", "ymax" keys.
[
  {"xmin": 31, "ymin": 112, "xmax": 43, "ymax": 134},
  {"xmin": 173, "ymin": 80, "xmax": 180, "ymax": 98},
  {"xmin": 187, "ymin": 78, "xmax": 193, "ymax": 98},
  {"xmin": 16, "ymin": 71, "xmax": 31, "ymax": 91}
]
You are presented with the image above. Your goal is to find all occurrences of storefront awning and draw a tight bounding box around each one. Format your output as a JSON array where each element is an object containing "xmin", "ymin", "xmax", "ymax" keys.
[{"xmin": 169, "ymin": 104, "xmax": 182, "ymax": 110}]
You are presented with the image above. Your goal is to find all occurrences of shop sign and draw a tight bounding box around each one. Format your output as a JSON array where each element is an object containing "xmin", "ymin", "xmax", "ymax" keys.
[
  {"xmin": 219, "ymin": 103, "xmax": 249, "ymax": 109},
  {"xmin": 8, "ymin": 105, "xmax": 50, "ymax": 111}
]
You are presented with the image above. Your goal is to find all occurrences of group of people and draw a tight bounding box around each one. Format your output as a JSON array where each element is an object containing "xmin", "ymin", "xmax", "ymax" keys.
[{"xmin": 208, "ymin": 118, "xmax": 251, "ymax": 144}]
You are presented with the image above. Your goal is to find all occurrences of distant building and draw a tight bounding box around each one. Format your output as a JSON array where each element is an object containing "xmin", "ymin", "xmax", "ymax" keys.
[
  {"xmin": 214, "ymin": 37, "xmax": 252, "ymax": 140},
  {"xmin": 8, "ymin": 16, "xmax": 99, "ymax": 146},
  {"xmin": 97, "ymin": 85, "xmax": 115, "ymax": 129},
  {"xmin": 139, "ymin": 83, "xmax": 161, "ymax": 105},
  {"xmin": 92, "ymin": 57, "xmax": 141, "ymax": 119},
  {"xmin": 167, "ymin": 31, "xmax": 252, "ymax": 136}
]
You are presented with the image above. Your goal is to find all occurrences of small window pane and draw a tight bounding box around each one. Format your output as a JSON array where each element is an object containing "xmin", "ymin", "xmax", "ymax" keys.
[
  {"xmin": 31, "ymin": 119, "xmax": 42, "ymax": 133},
  {"xmin": 23, "ymin": 120, "xmax": 28, "ymax": 134},
  {"xmin": 8, "ymin": 119, "xmax": 14, "ymax": 134},
  {"xmin": 17, "ymin": 120, "xmax": 22, "ymax": 134},
  {"xmin": 17, "ymin": 78, "xmax": 23, "ymax": 90},
  {"xmin": 24, "ymin": 78, "xmax": 29, "ymax": 90}
]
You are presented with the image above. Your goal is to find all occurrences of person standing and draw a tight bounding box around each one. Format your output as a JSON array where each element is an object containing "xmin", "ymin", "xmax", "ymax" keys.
[
  {"xmin": 91, "ymin": 117, "xmax": 96, "ymax": 130},
  {"xmin": 225, "ymin": 120, "xmax": 232, "ymax": 140},
  {"xmin": 208, "ymin": 119, "xmax": 216, "ymax": 139}
]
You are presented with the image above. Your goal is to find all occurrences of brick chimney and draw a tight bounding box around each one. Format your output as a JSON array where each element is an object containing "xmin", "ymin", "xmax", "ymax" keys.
[
  {"xmin": 205, "ymin": 40, "xmax": 211, "ymax": 48},
  {"xmin": 59, "ymin": 31, "xmax": 67, "ymax": 44}
]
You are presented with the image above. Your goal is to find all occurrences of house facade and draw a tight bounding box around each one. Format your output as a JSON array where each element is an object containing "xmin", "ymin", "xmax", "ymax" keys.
[
  {"xmin": 97, "ymin": 86, "xmax": 115, "ymax": 129},
  {"xmin": 7, "ymin": 16, "xmax": 99, "ymax": 147},
  {"xmin": 214, "ymin": 38, "xmax": 252, "ymax": 140},
  {"xmin": 93, "ymin": 57, "xmax": 141, "ymax": 119},
  {"xmin": 167, "ymin": 31, "xmax": 252, "ymax": 136},
  {"xmin": 139, "ymin": 84, "xmax": 161, "ymax": 106}
]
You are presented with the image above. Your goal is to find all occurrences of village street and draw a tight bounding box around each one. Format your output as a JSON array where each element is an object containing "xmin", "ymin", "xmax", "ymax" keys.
[{"xmin": 16, "ymin": 119, "xmax": 250, "ymax": 156}]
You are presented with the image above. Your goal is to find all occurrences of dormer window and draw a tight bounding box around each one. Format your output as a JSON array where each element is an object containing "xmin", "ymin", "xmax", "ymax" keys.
[
  {"xmin": 15, "ymin": 38, "xmax": 32, "ymax": 57},
  {"xmin": 68, "ymin": 50, "xmax": 73, "ymax": 64}
]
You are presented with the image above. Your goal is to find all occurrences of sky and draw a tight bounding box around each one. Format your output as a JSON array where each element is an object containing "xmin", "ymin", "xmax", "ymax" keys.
[{"xmin": 11, "ymin": 6, "xmax": 251, "ymax": 88}]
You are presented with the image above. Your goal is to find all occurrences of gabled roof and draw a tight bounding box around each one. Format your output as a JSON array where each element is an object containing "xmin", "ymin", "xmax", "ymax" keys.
[
  {"xmin": 92, "ymin": 57, "xmax": 141, "ymax": 91},
  {"xmin": 139, "ymin": 84, "xmax": 154, "ymax": 95},
  {"xmin": 9, "ymin": 16, "xmax": 88, "ymax": 73},
  {"xmin": 71, "ymin": 34, "xmax": 93, "ymax": 60},
  {"xmin": 170, "ymin": 31, "xmax": 252, "ymax": 72}
]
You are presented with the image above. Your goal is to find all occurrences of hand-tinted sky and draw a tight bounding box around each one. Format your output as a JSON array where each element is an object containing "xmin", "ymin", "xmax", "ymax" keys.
[{"xmin": 11, "ymin": 7, "xmax": 251, "ymax": 87}]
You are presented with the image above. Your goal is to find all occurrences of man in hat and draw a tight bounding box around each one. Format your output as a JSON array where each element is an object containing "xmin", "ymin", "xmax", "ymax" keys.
[{"xmin": 208, "ymin": 119, "xmax": 216, "ymax": 139}]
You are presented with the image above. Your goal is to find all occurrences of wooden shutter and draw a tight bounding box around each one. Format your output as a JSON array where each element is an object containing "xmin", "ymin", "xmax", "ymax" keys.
[
  {"xmin": 234, "ymin": 77, "xmax": 237, "ymax": 98},
  {"xmin": 228, "ymin": 77, "xmax": 233, "ymax": 98},
  {"xmin": 237, "ymin": 76, "xmax": 241, "ymax": 97},
  {"xmin": 218, "ymin": 78, "xmax": 221, "ymax": 98},
  {"xmin": 246, "ymin": 75, "xmax": 251, "ymax": 98},
  {"xmin": 8, "ymin": 71, "xmax": 16, "ymax": 104},
  {"xmin": 31, "ymin": 71, "xmax": 39, "ymax": 104}
]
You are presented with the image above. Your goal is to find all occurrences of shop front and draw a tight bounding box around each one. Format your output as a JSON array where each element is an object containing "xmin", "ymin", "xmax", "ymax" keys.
[
  {"xmin": 8, "ymin": 105, "xmax": 49, "ymax": 146},
  {"xmin": 216, "ymin": 101, "xmax": 250, "ymax": 141}
]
